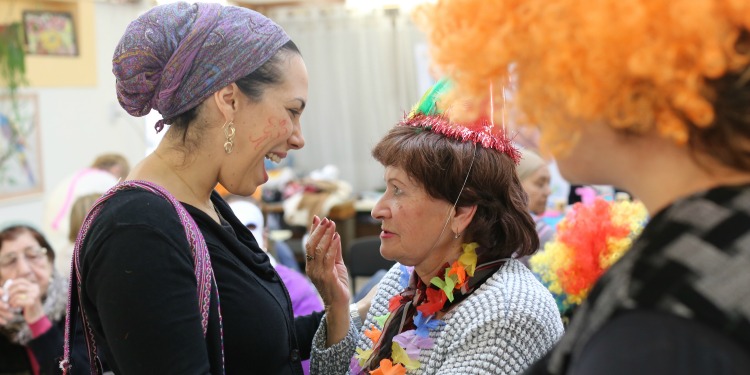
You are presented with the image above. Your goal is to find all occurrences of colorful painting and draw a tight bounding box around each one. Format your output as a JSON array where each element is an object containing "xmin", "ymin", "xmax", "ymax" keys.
[
  {"xmin": 0, "ymin": 94, "xmax": 43, "ymax": 200},
  {"xmin": 22, "ymin": 11, "xmax": 78, "ymax": 56}
]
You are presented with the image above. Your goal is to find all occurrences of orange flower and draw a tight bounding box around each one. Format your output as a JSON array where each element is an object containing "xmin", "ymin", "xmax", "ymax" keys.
[
  {"xmin": 447, "ymin": 261, "xmax": 467, "ymax": 287},
  {"xmin": 364, "ymin": 326, "xmax": 382, "ymax": 344},
  {"xmin": 369, "ymin": 359, "xmax": 407, "ymax": 375}
]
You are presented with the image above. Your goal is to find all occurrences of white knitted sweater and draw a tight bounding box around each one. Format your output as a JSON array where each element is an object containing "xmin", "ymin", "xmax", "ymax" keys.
[{"xmin": 310, "ymin": 259, "xmax": 564, "ymax": 375}]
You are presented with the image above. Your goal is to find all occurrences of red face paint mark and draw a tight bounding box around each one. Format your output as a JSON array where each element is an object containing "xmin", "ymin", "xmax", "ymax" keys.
[{"xmin": 250, "ymin": 117, "xmax": 291, "ymax": 148}]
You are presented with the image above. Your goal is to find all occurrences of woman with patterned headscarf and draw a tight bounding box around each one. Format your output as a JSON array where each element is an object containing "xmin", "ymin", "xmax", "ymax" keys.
[
  {"xmin": 61, "ymin": 3, "xmax": 348, "ymax": 374},
  {"xmin": 417, "ymin": 0, "xmax": 750, "ymax": 373}
]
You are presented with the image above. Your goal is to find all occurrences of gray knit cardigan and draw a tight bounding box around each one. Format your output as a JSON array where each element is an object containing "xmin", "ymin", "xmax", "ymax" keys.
[{"xmin": 310, "ymin": 259, "xmax": 564, "ymax": 375}]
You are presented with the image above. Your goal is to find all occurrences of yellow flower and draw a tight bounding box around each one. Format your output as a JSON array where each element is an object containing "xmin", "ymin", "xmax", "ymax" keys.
[
  {"xmin": 459, "ymin": 242, "xmax": 479, "ymax": 276},
  {"xmin": 355, "ymin": 348, "xmax": 373, "ymax": 366},
  {"xmin": 391, "ymin": 342, "xmax": 421, "ymax": 370}
]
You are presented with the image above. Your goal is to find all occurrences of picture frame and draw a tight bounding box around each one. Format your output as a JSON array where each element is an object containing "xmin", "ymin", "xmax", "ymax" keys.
[
  {"xmin": 0, "ymin": 94, "xmax": 43, "ymax": 201},
  {"xmin": 22, "ymin": 10, "xmax": 78, "ymax": 56}
]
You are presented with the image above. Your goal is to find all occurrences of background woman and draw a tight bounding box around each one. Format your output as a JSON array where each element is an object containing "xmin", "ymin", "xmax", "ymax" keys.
[
  {"xmin": 517, "ymin": 149, "xmax": 554, "ymax": 260},
  {"xmin": 306, "ymin": 80, "xmax": 563, "ymax": 374},
  {"xmin": 0, "ymin": 225, "xmax": 72, "ymax": 375}
]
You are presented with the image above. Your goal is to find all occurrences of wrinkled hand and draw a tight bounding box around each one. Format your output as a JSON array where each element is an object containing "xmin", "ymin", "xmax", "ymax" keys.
[
  {"xmin": 305, "ymin": 216, "xmax": 350, "ymax": 309},
  {"xmin": 1, "ymin": 278, "xmax": 44, "ymax": 324},
  {"xmin": 305, "ymin": 216, "xmax": 352, "ymax": 346}
]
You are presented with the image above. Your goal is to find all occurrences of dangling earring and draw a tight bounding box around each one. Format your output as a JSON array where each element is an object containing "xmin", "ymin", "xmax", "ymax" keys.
[
  {"xmin": 454, "ymin": 231, "xmax": 461, "ymax": 239},
  {"xmin": 223, "ymin": 120, "xmax": 235, "ymax": 154}
]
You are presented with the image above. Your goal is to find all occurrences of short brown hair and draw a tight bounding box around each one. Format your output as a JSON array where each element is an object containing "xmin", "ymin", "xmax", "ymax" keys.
[
  {"xmin": 91, "ymin": 153, "xmax": 130, "ymax": 179},
  {"xmin": 372, "ymin": 126, "xmax": 539, "ymax": 259}
]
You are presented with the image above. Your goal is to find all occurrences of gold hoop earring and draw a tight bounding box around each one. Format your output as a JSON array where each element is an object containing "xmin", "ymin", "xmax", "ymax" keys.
[{"xmin": 223, "ymin": 120, "xmax": 235, "ymax": 154}]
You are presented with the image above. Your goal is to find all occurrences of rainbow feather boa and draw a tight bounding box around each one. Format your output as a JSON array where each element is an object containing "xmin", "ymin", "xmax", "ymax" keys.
[{"xmin": 530, "ymin": 197, "xmax": 648, "ymax": 313}]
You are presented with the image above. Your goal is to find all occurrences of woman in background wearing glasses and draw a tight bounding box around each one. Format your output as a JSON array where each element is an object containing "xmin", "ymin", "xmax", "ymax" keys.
[{"xmin": 0, "ymin": 225, "xmax": 85, "ymax": 375}]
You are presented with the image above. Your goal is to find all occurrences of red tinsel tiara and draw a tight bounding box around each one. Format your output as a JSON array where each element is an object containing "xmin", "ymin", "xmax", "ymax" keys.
[{"xmin": 399, "ymin": 78, "xmax": 520, "ymax": 164}]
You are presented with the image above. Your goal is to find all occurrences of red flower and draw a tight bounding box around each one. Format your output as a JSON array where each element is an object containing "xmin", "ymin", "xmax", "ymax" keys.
[
  {"xmin": 416, "ymin": 288, "xmax": 447, "ymax": 316},
  {"xmin": 389, "ymin": 294, "xmax": 405, "ymax": 312}
]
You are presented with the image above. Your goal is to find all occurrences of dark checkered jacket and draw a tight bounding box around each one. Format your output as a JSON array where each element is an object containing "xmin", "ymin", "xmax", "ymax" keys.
[{"xmin": 529, "ymin": 184, "xmax": 750, "ymax": 374}]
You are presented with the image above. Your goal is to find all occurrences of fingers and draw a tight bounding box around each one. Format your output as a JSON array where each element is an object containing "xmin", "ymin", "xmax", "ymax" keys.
[
  {"xmin": 316, "ymin": 222, "xmax": 336, "ymax": 260},
  {"xmin": 320, "ymin": 230, "xmax": 339, "ymax": 270},
  {"xmin": 305, "ymin": 216, "xmax": 336, "ymax": 262},
  {"xmin": 7, "ymin": 279, "xmax": 40, "ymax": 309},
  {"xmin": 305, "ymin": 216, "xmax": 324, "ymax": 261}
]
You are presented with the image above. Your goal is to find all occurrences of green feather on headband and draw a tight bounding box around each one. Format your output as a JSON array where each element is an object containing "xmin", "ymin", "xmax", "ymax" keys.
[{"xmin": 401, "ymin": 78, "xmax": 521, "ymax": 163}]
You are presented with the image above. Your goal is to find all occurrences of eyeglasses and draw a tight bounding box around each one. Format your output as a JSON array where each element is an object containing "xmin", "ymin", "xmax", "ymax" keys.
[{"xmin": 0, "ymin": 247, "xmax": 48, "ymax": 269}]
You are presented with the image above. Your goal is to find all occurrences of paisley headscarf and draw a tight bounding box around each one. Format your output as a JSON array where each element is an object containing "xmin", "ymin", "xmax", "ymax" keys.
[{"xmin": 113, "ymin": 2, "xmax": 290, "ymax": 132}]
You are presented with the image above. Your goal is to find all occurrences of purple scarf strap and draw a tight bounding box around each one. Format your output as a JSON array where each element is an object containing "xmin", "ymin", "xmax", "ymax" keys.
[
  {"xmin": 60, "ymin": 180, "xmax": 224, "ymax": 374},
  {"xmin": 113, "ymin": 2, "xmax": 290, "ymax": 133}
]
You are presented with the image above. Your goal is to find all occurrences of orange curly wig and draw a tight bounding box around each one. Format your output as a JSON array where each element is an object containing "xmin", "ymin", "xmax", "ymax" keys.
[{"xmin": 414, "ymin": 0, "xmax": 750, "ymax": 155}]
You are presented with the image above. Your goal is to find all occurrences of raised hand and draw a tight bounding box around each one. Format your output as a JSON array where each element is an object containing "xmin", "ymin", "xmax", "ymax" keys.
[
  {"xmin": 304, "ymin": 215, "xmax": 351, "ymax": 346},
  {"xmin": 3, "ymin": 278, "xmax": 44, "ymax": 324}
]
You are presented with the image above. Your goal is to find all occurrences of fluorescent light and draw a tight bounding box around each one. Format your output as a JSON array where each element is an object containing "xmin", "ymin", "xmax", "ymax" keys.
[
  {"xmin": 156, "ymin": 0, "xmax": 228, "ymax": 5},
  {"xmin": 345, "ymin": 0, "xmax": 434, "ymax": 11}
]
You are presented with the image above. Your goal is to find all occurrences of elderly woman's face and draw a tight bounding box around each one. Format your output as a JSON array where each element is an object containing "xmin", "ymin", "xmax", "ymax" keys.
[
  {"xmin": 522, "ymin": 166, "xmax": 551, "ymax": 215},
  {"xmin": 0, "ymin": 231, "xmax": 52, "ymax": 296},
  {"xmin": 371, "ymin": 166, "xmax": 456, "ymax": 268},
  {"xmin": 222, "ymin": 53, "xmax": 308, "ymax": 196}
]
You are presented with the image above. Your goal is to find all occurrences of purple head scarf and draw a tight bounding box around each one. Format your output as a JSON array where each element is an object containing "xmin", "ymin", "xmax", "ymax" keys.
[{"xmin": 113, "ymin": 2, "xmax": 291, "ymax": 132}]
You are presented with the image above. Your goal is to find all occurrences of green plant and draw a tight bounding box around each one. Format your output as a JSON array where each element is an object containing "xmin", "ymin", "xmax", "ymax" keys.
[
  {"xmin": 0, "ymin": 22, "xmax": 29, "ymax": 181},
  {"xmin": 0, "ymin": 22, "xmax": 27, "ymax": 108}
]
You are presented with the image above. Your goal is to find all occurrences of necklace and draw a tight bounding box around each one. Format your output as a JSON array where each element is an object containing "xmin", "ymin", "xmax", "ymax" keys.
[
  {"xmin": 351, "ymin": 243, "xmax": 483, "ymax": 375},
  {"xmin": 153, "ymin": 151, "xmax": 216, "ymax": 215}
]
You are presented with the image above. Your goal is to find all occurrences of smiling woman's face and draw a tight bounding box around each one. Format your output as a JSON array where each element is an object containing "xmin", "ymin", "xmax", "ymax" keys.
[{"xmin": 219, "ymin": 53, "xmax": 308, "ymax": 196}]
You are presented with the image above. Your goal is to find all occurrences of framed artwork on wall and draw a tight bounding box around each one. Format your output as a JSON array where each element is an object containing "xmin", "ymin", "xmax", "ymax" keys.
[
  {"xmin": 22, "ymin": 10, "xmax": 78, "ymax": 56},
  {"xmin": 0, "ymin": 94, "xmax": 43, "ymax": 201}
]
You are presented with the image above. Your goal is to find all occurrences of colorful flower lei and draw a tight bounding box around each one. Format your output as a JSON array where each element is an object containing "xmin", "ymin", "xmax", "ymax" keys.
[{"xmin": 350, "ymin": 243, "xmax": 479, "ymax": 375}]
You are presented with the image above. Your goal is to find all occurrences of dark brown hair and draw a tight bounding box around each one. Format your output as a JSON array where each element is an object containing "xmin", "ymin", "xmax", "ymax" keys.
[
  {"xmin": 690, "ymin": 43, "xmax": 750, "ymax": 172},
  {"xmin": 372, "ymin": 125, "xmax": 539, "ymax": 259},
  {"xmin": 0, "ymin": 225, "xmax": 55, "ymax": 263}
]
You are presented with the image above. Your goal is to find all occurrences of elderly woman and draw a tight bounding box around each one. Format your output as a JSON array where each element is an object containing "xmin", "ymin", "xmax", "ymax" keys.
[
  {"xmin": 305, "ymin": 80, "xmax": 563, "ymax": 374},
  {"xmin": 62, "ymin": 3, "xmax": 342, "ymax": 374},
  {"xmin": 517, "ymin": 149, "xmax": 554, "ymax": 252},
  {"xmin": 0, "ymin": 225, "xmax": 69, "ymax": 374},
  {"xmin": 418, "ymin": 0, "xmax": 750, "ymax": 373}
]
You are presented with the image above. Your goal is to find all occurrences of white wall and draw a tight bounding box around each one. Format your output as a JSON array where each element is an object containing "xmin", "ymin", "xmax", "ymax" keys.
[
  {"xmin": 0, "ymin": 2, "xmax": 149, "ymax": 229},
  {"xmin": 0, "ymin": 2, "xmax": 430, "ymax": 231}
]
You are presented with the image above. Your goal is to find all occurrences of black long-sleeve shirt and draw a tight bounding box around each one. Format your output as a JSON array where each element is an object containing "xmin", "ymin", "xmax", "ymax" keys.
[{"xmin": 78, "ymin": 189, "xmax": 322, "ymax": 374}]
